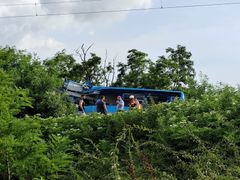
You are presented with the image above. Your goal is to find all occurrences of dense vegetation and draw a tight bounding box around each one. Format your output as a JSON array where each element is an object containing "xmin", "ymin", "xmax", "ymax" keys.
[{"xmin": 0, "ymin": 45, "xmax": 239, "ymax": 179}]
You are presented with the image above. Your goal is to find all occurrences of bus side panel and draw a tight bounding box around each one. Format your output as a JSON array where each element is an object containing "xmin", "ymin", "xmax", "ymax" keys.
[
  {"xmin": 84, "ymin": 105, "xmax": 129, "ymax": 113},
  {"xmin": 84, "ymin": 105, "xmax": 96, "ymax": 113}
]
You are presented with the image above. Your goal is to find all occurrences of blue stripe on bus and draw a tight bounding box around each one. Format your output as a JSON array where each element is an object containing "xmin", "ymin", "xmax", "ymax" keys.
[{"xmin": 85, "ymin": 105, "xmax": 129, "ymax": 113}]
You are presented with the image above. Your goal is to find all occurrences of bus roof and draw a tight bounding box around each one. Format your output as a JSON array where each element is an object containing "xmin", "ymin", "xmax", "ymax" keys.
[
  {"xmin": 83, "ymin": 86, "xmax": 185, "ymax": 100},
  {"xmin": 64, "ymin": 80, "xmax": 185, "ymax": 100},
  {"xmin": 91, "ymin": 86, "xmax": 182, "ymax": 93}
]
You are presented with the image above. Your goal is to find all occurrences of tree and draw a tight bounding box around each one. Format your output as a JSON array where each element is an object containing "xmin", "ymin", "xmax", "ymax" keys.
[
  {"xmin": 114, "ymin": 47, "xmax": 195, "ymax": 90},
  {"xmin": 149, "ymin": 45, "xmax": 195, "ymax": 90},
  {"xmin": 70, "ymin": 53, "xmax": 104, "ymax": 85},
  {"xmin": 15, "ymin": 59, "xmax": 75, "ymax": 117},
  {"xmin": 156, "ymin": 45, "xmax": 195, "ymax": 89},
  {"xmin": 0, "ymin": 70, "xmax": 73, "ymax": 180},
  {"xmin": 44, "ymin": 50, "xmax": 76, "ymax": 79},
  {"xmin": 185, "ymin": 73, "xmax": 215, "ymax": 99},
  {"xmin": 0, "ymin": 46, "xmax": 75, "ymax": 117},
  {"xmin": 102, "ymin": 50, "xmax": 116, "ymax": 87},
  {"xmin": 71, "ymin": 44, "xmax": 114, "ymax": 86},
  {"xmin": 0, "ymin": 69, "xmax": 31, "ymax": 120},
  {"xmin": 114, "ymin": 49, "xmax": 150, "ymax": 88},
  {"xmin": 146, "ymin": 59, "xmax": 171, "ymax": 89},
  {"xmin": 0, "ymin": 46, "xmax": 32, "ymax": 82}
]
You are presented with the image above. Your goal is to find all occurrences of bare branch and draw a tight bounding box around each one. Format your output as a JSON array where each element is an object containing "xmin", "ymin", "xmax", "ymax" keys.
[
  {"xmin": 103, "ymin": 49, "xmax": 108, "ymax": 86},
  {"xmin": 86, "ymin": 43, "xmax": 94, "ymax": 55},
  {"xmin": 76, "ymin": 43, "xmax": 94, "ymax": 62},
  {"xmin": 104, "ymin": 49, "xmax": 108, "ymax": 69},
  {"xmin": 111, "ymin": 55, "xmax": 117, "ymax": 85}
]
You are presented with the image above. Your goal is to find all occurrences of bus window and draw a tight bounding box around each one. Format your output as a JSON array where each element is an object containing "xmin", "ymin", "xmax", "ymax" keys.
[
  {"xmin": 167, "ymin": 96, "xmax": 174, "ymax": 102},
  {"xmin": 147, "ymin": 95, "xmax": 168, "ymax": 104},
  {"xmin": 147, "ymin": 96, "xmax": 158, "ymax": 104},
  {"xmin": 101, "ymin": 94, "xmax": 117, "ymax": 105},
  {"xmin": 158, "ymin": 96, "xmax": 168, "ymax": 103},
  {"xmin": 84, "ymin": 95, "xmax": 97, "ymax": 105}
]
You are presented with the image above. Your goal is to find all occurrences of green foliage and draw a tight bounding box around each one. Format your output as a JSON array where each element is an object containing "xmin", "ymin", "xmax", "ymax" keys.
[
  {"xmin": 30, "ymin": 86, "xmax": 240, "ymax": 179},
  {"xmin": 1, "ymin": 45, "xmax": 240, "ymax": 179},
  {"xmin": 76, "ymin": 53, "xmax": 104, "ymax": 85},
  {"xmin": 147, "ymin": 45, "xmax": 195, "ymax": 90},
  {"xmin": 0, "ymin": 69, "xmax": 72, "ymax": 180},
  {"xmin": 44, "ymin": 49, "xmax": 114, "ymax": 86},
  {"xmin": 114, "ymin": 49, "xmax": 150, "ymax": 88},
  {"xmin": 44, "ymin": 49, "xmax": 76, "ymax": 79},
  {"xmin": 0, "ymin": 46, "xmax": 75, "ymax": 117},
  {"xmin": 69, "ymin": 53, "xmax": 113, "ymax": 86},
  {"xmin": 0, "ymin": 118, "xmax": 73, "ymax": 180},
  {"xmin": 38, "ymin": 91, "xmax": 76, "ymax": 118},
  {"xmin": 114, "ymin": 45, "xmax": 195, "ymax": 90},
  {"xmin": 185, "ymin": 73, "xmax": 215, "ymax": 100},
  {"xmin": 0, "ymin": 46, "xmax": 32, "ymax": 77},
  {"xmin": 1, "ymin": 81, "xmax": 240, "ymax": 179},
  {"xmin": 0, "ymin": 69, "xmax": 31, "ymax": 119}
]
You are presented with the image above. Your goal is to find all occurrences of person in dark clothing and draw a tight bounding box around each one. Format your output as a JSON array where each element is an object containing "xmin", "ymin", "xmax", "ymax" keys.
[
  {"xmin": 78, "ymin": 94, "xmax": 86, "ymax": 115},
  {"xmin": 129, "ymin": 95, "xmax": 137, "ymax": 110},
  {"xmin": 96, "ymin": 95, "xmax": 108, "ymax": 115}
]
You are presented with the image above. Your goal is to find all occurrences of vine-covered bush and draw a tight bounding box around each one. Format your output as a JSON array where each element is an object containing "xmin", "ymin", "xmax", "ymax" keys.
[{"xmin": 1, "ymin": 85, "xmax": 240, "ymax": 179}]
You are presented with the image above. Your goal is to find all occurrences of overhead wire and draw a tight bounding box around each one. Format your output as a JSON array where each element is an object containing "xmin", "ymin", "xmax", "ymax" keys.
[
  {"xmin": 0, "ymin": 1, "xmax": 240, "ymax": 19},
  {"xmin": 0, "ymin": 0, "xmax": 98, "ymax": 7}
]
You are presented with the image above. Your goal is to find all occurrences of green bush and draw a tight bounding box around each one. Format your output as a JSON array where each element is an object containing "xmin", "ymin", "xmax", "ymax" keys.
[
  {"xmin": 0, "ymin": 47, "xmax": 76, "ymax": 118},
  {"xmin": 1, "ymin": 85, "xmax": 240, "ymax": 179},
  {"xmin": 34, "ymin": 86, "xmax": 240, "ymax": 179}
]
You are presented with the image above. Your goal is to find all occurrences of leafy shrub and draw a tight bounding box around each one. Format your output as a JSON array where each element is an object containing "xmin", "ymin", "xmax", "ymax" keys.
[{"xmin": 1, "ymin": 85, "xmax": 240, "ymax": 179}]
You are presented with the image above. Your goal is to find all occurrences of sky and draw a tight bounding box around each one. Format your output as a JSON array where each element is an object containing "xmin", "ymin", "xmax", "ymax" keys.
[{"xmin": 0, "ymin": 0, "xmax": 240, "ymax": 85}]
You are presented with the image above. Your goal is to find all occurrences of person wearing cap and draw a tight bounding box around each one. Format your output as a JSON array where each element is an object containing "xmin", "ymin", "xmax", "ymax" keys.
[
  {"xmin": 129, "ymin": 95, "xmax": 137, "ymax": 110},
  {"xmin": 116, "ymin": 96, "xmax": 124, "ymax": 112}
]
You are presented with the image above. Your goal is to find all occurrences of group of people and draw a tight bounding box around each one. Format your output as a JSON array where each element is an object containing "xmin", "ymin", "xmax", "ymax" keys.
[{"xmin": 78, "ymin": 94, "xmax": 142, "ymax": 115}]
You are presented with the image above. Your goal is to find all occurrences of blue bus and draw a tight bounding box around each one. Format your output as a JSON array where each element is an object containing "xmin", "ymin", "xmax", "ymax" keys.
[{"xmin": 64, "ymin": 80, "xmax": 185, "ymax": 113}]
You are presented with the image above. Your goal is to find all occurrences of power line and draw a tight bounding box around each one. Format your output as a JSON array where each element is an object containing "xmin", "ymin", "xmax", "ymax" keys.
[
  {"xmin": 0, "ymin": 0, "xmax": 100, "ymax": 7},
  {"xmin": 0, "ymin": 1, "xmax": 240, "ymax": 19}
]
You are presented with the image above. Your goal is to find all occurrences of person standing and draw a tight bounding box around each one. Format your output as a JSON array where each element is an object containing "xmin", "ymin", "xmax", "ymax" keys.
[
  {"xmin": 96, "ymin": 95, "xmax": 108, "ymax": 115},
  {"xmin": 116, "ymin": 96, "xmax": 124, "ymax": 112},
  {"xmin": 129, "ymin": 95, "xmax": 137, "ymax": 110},
  {"xmin": 78, "ymin": 94, "xmax": 86, "ymax": 115},
  {"xmin": 137, "ymin": 100, "xmax": 143, "ymax": 110}
]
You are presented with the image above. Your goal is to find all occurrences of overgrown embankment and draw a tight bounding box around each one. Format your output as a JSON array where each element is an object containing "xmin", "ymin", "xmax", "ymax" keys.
[{"xmin": 1, "ymin": 86, "xmax": 239, "ymax": 179}]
